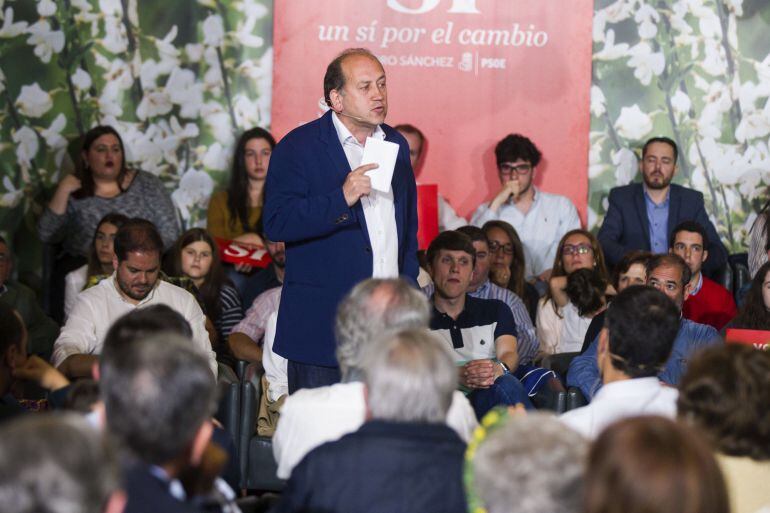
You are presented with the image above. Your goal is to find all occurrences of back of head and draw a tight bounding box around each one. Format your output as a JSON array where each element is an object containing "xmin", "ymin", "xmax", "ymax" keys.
[
  {"xmin": 584, "ymin": 416, "xmax": 728, "ymax": 513},
  {"xmin": 335, "ymin": 278, "xmax": 430, "ymax": 378},
  {"xmin": 0, "ymin": 413, "xmax": 120, "ymax": 513},
  {"xmin": 471, "ymin": 412, "xmax": 587, "ymax": 513},
  {"xmin": 604, "ymin": 286, "xmax": 680, "ymax": 378},
  {"xmin": 678, "ymin": 345, "xmax": 770, "ymax": 460},
  {"xmin": 363, "ymin": 328, "xmax": 456, "ymax": 423},
  {"xmin": 566, "ymin": 268, "xmax": 607, "ymax": 317},
  {"xmin": 114, "ymin": 218, "xmax": 163, "ymax": 261},
  {"xmin": 100, "ymin": 333, "xmax": 216, "ymax": 465}
]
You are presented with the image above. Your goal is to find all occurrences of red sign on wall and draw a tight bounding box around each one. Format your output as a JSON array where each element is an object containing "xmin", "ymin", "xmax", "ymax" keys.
[{"xmin": 272, "ymin": 0, "xmax": 593, "ymax": 224}]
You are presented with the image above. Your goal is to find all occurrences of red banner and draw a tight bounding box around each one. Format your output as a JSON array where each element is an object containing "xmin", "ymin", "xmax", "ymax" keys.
[
  {"xmin": 214, "ymin": 238, "xmax": 272, "ymax": 268},
  {"xmin": 272, "ymin": 0, "xmax": 593, "ymax": 224},
  {"xmin": 417, "ymin": 183, "xmax": 439, "ymax": 249},
  {"xmin": 725, "ymin": 329, "xmax": 770, "ymax": 351}
]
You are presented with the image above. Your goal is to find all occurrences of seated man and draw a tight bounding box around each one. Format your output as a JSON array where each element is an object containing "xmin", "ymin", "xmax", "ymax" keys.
[
  {"xmin": 670, "ymin": 221, "xmax": 736, "ymax": 330},
  {"xmin": 423, "ymin": 226, "xmax": 538, "ymax": 365},
  {"xmin": 273, "ymin": 329, "xmax": 468, "ymax": 513},
  {"xmin": 426, "ymin": 231, "xmax": 533, "ymax": 419},
  {"xmin": 52, "ymin": 219, "xmax": 216, "ymax": 378},
  {"xmin": 0, "ymin": 413, "xmax": 125, "ymax": 513},
  {"xmin": 597, "ymin": 136, "xmax": 727, "ymax": 275},
  {"xmin": 471, "ymin": 133, "xmax": 580, "ymax": 282},
  {"xmin": 567, "ymin": 254, "xmax": 721, "ymax": 401},
  {"xmin": 227, "ymin": 285, "xmax": 282, "ymax": 364},
  {"xmin": 239, "ymin": 237, "xmax": 285, "ymax": 311},
  {"xmin": 273, "ymin": 278, "xmax": 476, "ymax": 479},
  {"xmin": 0, "ymin": 236, "xmax": 58, "ymax": 360},
  {"xmin": 560, "ymin": 286, "xmax": 681, "ymax": 438},
  {"xmin": 101, "ymin": 332, "xmax": 218, "ymax": 513},
  {"xmin": 395, "ymin": 123, "xmax": 466, "ymax": 231}
]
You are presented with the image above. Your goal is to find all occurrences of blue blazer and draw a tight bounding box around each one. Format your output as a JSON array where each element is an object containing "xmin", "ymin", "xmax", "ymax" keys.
[
  {"xmin": 263, "ymin": 111, "xmax": 419, "ymax": 366},
  {"xmin": 597, "ymin": 183, "xmax": 727, "ymax": 275}
]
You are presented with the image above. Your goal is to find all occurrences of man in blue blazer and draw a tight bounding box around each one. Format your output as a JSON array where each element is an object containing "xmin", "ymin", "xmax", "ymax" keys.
[
  {"xmin": 597, "ymin": 137, "xmax": 727, "ymax": 276},
  {"xmin": 264, "ymin": 48, "xmax": 419, "ymax": 392}
]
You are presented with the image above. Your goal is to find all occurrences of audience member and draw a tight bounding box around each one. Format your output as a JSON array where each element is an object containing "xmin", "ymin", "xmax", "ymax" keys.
[
  {"xmin": 238, "ymin": 236, "xmax": 284, "ymax": 308},
  {"xmin": 0, "ymin": 236, "xmax": 58, "ymax": 360},
  {"xmin": 670, "ymin": 221, "xmax": 736, "ymax": 330},
  {"xmin": 580, "ymin": 250, "xmax": 652, "ymax": 353},
  {"xmin": 395, "ymin": 123, "xmax": 466, "ymax": 231},
  {"xmin": 426, "ymin": 231, "xmax": 533, "ymax": 419},
  {"xmin": 537, "ymin": 229, "xmax": 610, "ymax": 355},
  {"xmin": 0, "ymin": 303, "xmax": 69, "ymax": 422},
  {"xmin": 584, "ymin": 416, "xmax": 729, "ymax": 513},
  {"xmin": 64, "ymin": 213, "xmax": 129, "ymax": 319},
  {"xmin": 228, "ymin": 286, "xmax": 281, "ymax": 364},
  {"xmin": 466, "ymin": 409, "xmax": 587, "ymax": 513},
  {"xmin": 597, "ymin": 136, "xmax": 727, "ymax": 275},
  {"xmin": 748, "ymin": 201, "xmax": 769, "ymax": 278},
  {"xmin": 482, "ymin": 220, "xmax": 540, "ymax": 319},
  {"xmin": 273, "ymin": 329, "xmax": 468, "ymax": 513},
  {"xmin": 100, "ymin": 333, "xmax": 219, "ymax": 513},
  {"xmin": 678, "ymin": 345, "xmax": 770, "ymax": 513},
  {"xmin": 264, "ymin": 47, "xmax": 419, "ymax": 392},
  {"xmin": 52, "ymin": 219, "xmax": 216, "ymax": 378},
  {"xmin": 0, "ymin": 413, "xmax": 125, "ymax": 513},
  {"xmin": 273, "ymin": 278, "xmax": 476, "ymax": 479},
  {"xmin": 471, "ymin": 133, "xmax": 580, "ymax": 283},
  {"xmin": 423, "ymin": 226, "xmax": 538, "ymax": 365},
  {"xmin": 568, "ymin": 254, "xmax": 721, "ymax": 400},
  {"xmin": 560, "ymin": 286, "xmax": 680, "ymax": 438},
  {"xmin": 723, "ymin": 260, "xmax": 770, "ymax": 332},
  {"xmin": 168, "ymin": 228, "xmax": 244, "ymax": 363}
]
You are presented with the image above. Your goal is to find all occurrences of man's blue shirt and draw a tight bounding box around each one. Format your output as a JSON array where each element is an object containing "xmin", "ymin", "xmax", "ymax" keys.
[{"xmin": 644, "ymin": 188, "xmax": 670, "ymax": 254}]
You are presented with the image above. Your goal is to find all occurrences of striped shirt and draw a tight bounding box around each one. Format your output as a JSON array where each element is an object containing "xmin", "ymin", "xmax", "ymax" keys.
[
  {"xmin": 231, "ymin": 286, "xmax": 283, "ymax": 343},
  {"xmin": 423, "ymin": 279, "xmax": 539, "ymax": 364},
  {"xmin": 214, "ymin": 284, "xmax": 244, "ymax": 342}
]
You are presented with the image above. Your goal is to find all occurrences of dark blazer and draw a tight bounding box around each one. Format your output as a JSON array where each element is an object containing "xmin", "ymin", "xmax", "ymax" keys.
[
  {"xmin": 272, "ymin": 420, "xmax": 468, "ymax": 513},
  {"xmin": 597, "ymin": 183, "xmax": 727, "ymax": 275},
  {"xmin": 263, "ymin": 111, "xmax": 419, "ymax": 367},
  {"xmin": 123, "ymin": 461, "xmax": 201, "ymax": 513}
]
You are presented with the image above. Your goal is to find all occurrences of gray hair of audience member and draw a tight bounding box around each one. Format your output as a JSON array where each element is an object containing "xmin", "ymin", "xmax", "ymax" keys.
[
  {"xmin": 472, "ymin": 413, "xmax": 588, "ymax": 513},
  {"xmin": 363, "ymin": 328, "xmax": 457, "ymax": 423},
  {"xmin": 100, "ymin": 333, "xmax": 217, "ymax": 466},
  {"xmin": 0, "ymin": 413, "xmax": 121, "ymax": 513},
  {"xmin": 335, "ymin": 278, "xmax": 431, "ymax": 379}
]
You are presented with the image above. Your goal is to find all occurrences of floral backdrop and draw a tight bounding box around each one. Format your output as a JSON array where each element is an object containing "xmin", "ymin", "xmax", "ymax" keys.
[
  {"xmin": 587, "ymin": 0, "xmax": 770, "ymax": 252},
  {"xmin": 0, "ymin": 0, "xmax": 768, "ymax": 284}
]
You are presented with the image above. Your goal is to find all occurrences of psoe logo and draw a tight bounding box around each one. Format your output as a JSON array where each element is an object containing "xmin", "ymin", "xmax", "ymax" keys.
[{"xmin": 387, "ymin": 0, "xmax": 481, "ymax": 14}]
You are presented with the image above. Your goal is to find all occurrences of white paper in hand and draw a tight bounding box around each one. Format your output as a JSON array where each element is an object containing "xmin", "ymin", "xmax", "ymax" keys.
[{"xmin": 361, "ymin": 137, "xmax": 398, "ymax": 192}]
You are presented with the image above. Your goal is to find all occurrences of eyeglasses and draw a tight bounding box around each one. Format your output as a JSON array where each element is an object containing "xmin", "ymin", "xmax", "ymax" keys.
[
  {"xmin": 562, "ymin": 244, "xmax": 593, "ymax": 256},
  {"xmin": 498, "ymin": 163, "xmax": 532, "ymax": 177},
  {"xmin": 488, "ymin": 241, "xmax": 514, "ymax": 255}
]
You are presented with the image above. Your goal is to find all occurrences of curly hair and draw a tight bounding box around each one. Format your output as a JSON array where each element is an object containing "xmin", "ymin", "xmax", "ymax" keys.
[
  {"xmin": 566, "ymin": 268, "xmax": 607, "ymax": 317},
  {"xmin": 729, "ymin": 261, "xmax": 770, "ymax": 330},
  {"xmin": 678, "ymin": 344, "xmax": 770, "ymax": 461}
]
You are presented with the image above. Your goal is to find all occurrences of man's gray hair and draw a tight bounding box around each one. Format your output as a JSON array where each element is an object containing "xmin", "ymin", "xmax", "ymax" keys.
[
  {"xmin": 472, "ymin": 414, "xmax": 587, "ymax": 513},
  {"xmin": 335, "ymin": 278, "xmax": 431, "ymax": 379},
  {"xmin": 363, "ymin": 328, "xmax": 457, "ymax": 423},
  {"xmin": 0, "ymin": 413, "xmax": 120, "ymax": 513}
]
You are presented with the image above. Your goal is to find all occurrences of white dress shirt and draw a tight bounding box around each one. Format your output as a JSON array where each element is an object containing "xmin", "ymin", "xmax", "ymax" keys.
[
  {"xmin": 272, "ymin": 381, "xmax": 478, "ymax": 479},
  {"xmin": 471, "ymin": 187, "xmax": 581, "ymax": 278},
  {"xmin": 63, "ymin": 264, "xmax": 88, "ymax": 319},
  {"xmin": 51, "ymin": 275, "xmax": 217, "ymax": 376},
  {"xmin": 332, "ymin": 112, "xmax": 398, "ymax": 278},
  {"xmin": 559, "ymin": 377, "xmax": 678, "ymax": 439}
]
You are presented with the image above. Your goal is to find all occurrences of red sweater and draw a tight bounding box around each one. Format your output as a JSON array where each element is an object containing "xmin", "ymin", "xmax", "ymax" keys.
[{"xmin": 683, "ymin": 275, "xmax": 737, "ymax": 330}]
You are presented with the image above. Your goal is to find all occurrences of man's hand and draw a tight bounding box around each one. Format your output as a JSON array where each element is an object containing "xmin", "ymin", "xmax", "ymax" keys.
[
  {"xmin": 459, "ymin": 359, "xmax": 499, "ymax": 389},
  {"xmin": 342, "ymin": 164, "xmax": 377, "ymax": 207},
  {"xmin": 489, "ymin": 180, "xmax": 521, "ymax": 212},
  {"xmin": 12, "ymin": 356, "xmax": 70, "ymax": 391}
]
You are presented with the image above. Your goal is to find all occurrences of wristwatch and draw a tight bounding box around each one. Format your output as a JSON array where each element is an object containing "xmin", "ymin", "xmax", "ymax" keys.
[{"xmin": 499, "ymin": 361, "xmax": 510, "ymax": 375}]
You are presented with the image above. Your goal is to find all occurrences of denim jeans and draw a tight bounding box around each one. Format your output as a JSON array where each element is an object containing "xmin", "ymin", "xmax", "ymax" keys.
[{"xmin": 469, "ymin": 373, "xmax": 534, "ymax": 420}]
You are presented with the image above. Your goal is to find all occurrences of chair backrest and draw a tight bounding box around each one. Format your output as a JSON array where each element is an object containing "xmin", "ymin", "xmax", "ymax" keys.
[{"xmin": 216, "ymin": 362, "xmax": 241, "ymax": 446}]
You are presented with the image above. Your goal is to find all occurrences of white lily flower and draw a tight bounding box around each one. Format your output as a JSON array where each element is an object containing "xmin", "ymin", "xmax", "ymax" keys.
[
  {"xmin": 614, "ymin": 104, "xmax": 653, "ymax": 141},
  {"xmin": 37, "ymin": 0, "xmax": 56, "ymax": 16},
  {"xmin": 735, "ymin": 111, "xmax": 770, "ymax": 143},
  {"xmin": 202, "ymin": 14, "xmax": 225, "ymax": 47},
  {"xmin": 15, "ymin": 83, "xmax": 53, "ymax": 118},
  {"xmin": 601, "ymin": 0, "xmax": 636, "ymax": 23},
  {"xmin": 594, "ymin": 29, "xmax": 629, "ymax": 61},
  {"xmin": 98, "ymin": 82, "xmax": 123, "ymax": 117},
  {"xmin": 612, "ymin": 147, "xmax": 638, "ymax": 185},
  {"xmin": 172, "ymin": 167, "xmax": 215, "ymax": 222},
  {"xmin": 626, "ymin": 42, "xmax": 664, "ymax": 86},
  {"xmin": 233, "ymin": 94, "xmax": 261, "ymax": 127},
  {"xmin": 136, "ymin": 90, "xmax": 173, "ymax": 120},
  {"xmin": 41, "ymin": 113, "xmax": 67, "ymax": 149},
  {"xmin": 26, "ymin": 20, "xmax": 65, "ymax": 63},
  {"xmin": 590, "ymin": 86, "xmax": 606, "ymax": 118},
  {"xmin": 671, "ymin": 90, "xmax": 692, "ymax": 116},
  {"xmin": 165, "ymin": 67, "xmax": 204, "ymax": 119},
  {"xmin": 0, "ymin": 7, "xmax": 27, "ymax": 38},
  {"xmin": 588, "ymin": 140, "xmax": 606, "ymax": 179},
  {"xmin": 202, "ymin": 142, "xmax": 231, "ymax": 171},
  {"xmin": 701, "ymin": 40, "xmax": 727, "ymax": 76},
  {"xmin": 98, "ymin": 0, "xmax": 122, "ymax": 16},
  {"xmin": 236, "ymin": 0, "xmax": 268, "ymax": 18},
  {"xmin": 201, "ymin": 101, "xmax": 234, "ymax": 146},
  {"xmin": 185, "ymin": 43, "xmax": 204, "ymax": 63},
  {"xmin": 101, "ymin": 16, "xmax": 128, "ymax": 54},
  {"xmin": 0, "ymin": 176, "xmax": 23, "ymax": 208},
  {"xmin": 634, "ymin": 4, "xmax": 660, "ymax": 39},
  {"xmin": 71, "ymin": 68, "xmax": 92, "ymax": 91},
  {"xmin": 12, "ymin": 126, "xmax": 39, "ymax": 169}
]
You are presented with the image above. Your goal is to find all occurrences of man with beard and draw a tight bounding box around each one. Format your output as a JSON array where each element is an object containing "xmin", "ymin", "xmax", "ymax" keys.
[
  {"xmin": 597, "ymin": 137, "xmax": 727, "ymax": 275},
  {"xmin": 52, "ymin": 219, "xmax": 217, "ymax": 379}
]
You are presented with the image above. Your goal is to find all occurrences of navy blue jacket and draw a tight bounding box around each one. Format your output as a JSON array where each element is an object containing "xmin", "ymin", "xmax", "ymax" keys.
[
  {"xmin": 123, "ymin": 461, "xmax": 201, "ymax": 513},
  {"xmin": 263, "ymin": 111, "xmax": 419, "ymax": 366},
  {"xmin": 597, "ymin": 183, "xmax": 727, "ymax": 274},
  {"xmin": 272, "ymin": 420, "xmax": 468, "ymax": 513}
]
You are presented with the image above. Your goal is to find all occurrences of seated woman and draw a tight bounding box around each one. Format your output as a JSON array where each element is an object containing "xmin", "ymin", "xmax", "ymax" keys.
[
  {"xmin": 678, "ymin": 345, "xmax": 770, "ymax": 513},
  {"xmin": 38, "ymin": 126, "xmax": 180, "ymax": 321},
  {"xmin": 168, "ymin": 228, "xmax": 244, "ymax": 365},
  {"xmin": 482, "ymin": 220, "xmax": 539, "ymax": 322},
  {"xmin": 63, "ymin": 213, "xmax": 128, "ymax": 319},
  {"xmin": 722, "ymin": 260, "xmax": 770, "ymax": 334},
  {"xmin": 537, "ymin": 229, "xmax": 611, "ymax": 356}
]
